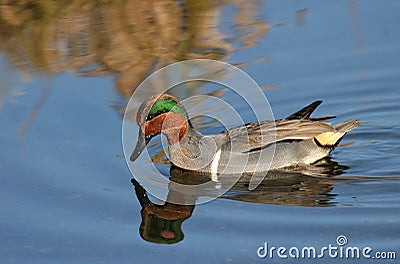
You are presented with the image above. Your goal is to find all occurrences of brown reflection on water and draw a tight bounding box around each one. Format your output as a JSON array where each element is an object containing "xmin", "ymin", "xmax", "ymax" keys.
[{"xmin": 0, "ymin": 0, "xmax": 269, "ymax": 97}]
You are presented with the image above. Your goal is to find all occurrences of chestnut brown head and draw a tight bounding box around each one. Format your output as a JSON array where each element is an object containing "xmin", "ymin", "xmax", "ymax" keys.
[{"xmin": 130, "ymin": 94, "xmax": 190, "ymax": 161}]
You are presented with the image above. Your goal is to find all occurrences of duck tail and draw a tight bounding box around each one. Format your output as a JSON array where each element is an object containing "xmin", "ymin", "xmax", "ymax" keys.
[
  {"xmin": 334, "ymin": 119, "xmax": 360, "ymax": 133},
  {"xmin": 314, "ymin": 119, "xmax": 359, "ymax": 147}
]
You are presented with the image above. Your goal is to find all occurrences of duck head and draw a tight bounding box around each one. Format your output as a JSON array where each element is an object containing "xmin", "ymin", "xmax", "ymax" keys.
[{"xmin": 130, "ymin": 94, "xmax": 190, "ymax": 162}]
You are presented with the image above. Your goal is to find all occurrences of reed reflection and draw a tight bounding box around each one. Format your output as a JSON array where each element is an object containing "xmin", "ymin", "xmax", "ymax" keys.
[
  {"xmin": 131, "ymin": 158, "xmax": 347, "ymax": 244},
  {"xmin": 0, "ymin": 0, "xmax": 269, "ymax": 97}
]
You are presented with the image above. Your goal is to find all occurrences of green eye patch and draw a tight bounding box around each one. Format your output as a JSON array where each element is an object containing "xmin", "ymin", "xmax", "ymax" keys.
[{"xmin": 147, "ymin": 98, "xmax": 187, "ymax": 121}]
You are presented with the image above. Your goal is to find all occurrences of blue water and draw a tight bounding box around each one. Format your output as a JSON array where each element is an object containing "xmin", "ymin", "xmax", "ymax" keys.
[{"xmin": 1, "ymin": 1, "xmax": 399, "ymax": 263}]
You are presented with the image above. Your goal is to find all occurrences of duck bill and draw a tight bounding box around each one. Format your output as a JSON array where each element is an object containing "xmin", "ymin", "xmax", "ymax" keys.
[{"xmin": 130, "ymin": 130, "xmax": 152, "ymax": 162}]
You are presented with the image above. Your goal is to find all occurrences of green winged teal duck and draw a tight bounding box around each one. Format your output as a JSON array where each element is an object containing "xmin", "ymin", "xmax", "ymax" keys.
[{"xmin": 130, "ymin": 94, "xmax": 359, "ymax": 175}]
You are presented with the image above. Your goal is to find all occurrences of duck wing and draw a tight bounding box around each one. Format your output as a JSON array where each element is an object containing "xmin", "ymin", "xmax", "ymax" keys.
[
  {"xmin": 284, "ymin": 100, "xmax": 335, "ymax": 121},
  {"xmin": 223, "ymin": 119, "xmax": 359, "ymax": 153},
  {"xmin": 284, "ymin": 100, "xmax": 322, "ymax": 120}
]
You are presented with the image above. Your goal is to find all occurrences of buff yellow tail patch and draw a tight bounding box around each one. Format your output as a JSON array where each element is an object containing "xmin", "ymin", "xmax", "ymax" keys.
[{"xmin": 314, "ymin": 132, "xmax": 345, "ymax": 147}]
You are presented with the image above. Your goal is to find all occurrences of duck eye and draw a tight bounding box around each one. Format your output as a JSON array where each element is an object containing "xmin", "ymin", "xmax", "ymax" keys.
[
  {"xmin": 146, "ymin": 110, "xmax": 166, "ymax": 121},
  {"xmin": 146, "ymin": 114, "xmax": 154, "ymax": 121}
]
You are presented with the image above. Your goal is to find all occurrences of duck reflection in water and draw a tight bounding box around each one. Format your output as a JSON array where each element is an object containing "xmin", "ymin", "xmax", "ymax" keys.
[
  {"xmin": 131, "ymin": 157, "xmax": 348, "ymax": 244},
  {"xmin": 131, "ymin": 178, "xmax": 195, "ymax": 244}
]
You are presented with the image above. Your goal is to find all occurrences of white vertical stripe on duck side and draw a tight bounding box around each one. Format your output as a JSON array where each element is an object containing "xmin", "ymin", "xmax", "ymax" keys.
[{"xmin": 211, "ymin": 149, "xmax": 222, "ymax": 181}]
